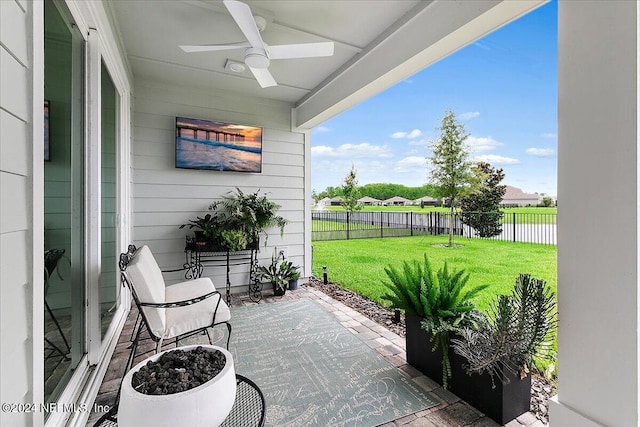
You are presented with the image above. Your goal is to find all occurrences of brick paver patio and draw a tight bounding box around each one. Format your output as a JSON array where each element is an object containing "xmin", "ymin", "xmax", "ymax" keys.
[{"xmin": 87, "ymin": 286, "xmax": 546, "ymax": 427}]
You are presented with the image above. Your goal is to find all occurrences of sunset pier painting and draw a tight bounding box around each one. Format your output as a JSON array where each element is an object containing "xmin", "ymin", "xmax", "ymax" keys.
[{"xmin": 175, "ymin": 117, "xmax": 262, "ymax": 173}]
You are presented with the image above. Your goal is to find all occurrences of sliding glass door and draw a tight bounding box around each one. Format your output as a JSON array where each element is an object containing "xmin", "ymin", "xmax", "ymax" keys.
[{"xmin": 43, "ymin": 0, "xmax": 85, "ymax": 407}]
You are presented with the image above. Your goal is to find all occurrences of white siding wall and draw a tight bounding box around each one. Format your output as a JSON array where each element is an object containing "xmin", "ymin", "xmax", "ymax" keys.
[
  {"xmin": 0, "ymin": 1, "xmax": 36, "ymax": 426},
  {"xmin": 132, "ymin": 81, "xmax": 306, "ymax": 290}
]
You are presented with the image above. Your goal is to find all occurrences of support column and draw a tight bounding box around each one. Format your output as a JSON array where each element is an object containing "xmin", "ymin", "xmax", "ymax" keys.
[{"xmin": 551, "ymin": 2, "xmax": 639, "ymax": 426}]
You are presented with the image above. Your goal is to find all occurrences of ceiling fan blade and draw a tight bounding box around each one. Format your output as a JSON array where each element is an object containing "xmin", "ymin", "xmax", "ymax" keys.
[
  {"xmin": 179, "ymin": 42, "xmax": 250, "ymax": 53},
  {"xmin": 249, "ymin": 67, "xmax": 277, "ymax": 88},
  {"xmin": 223, "ymin": 0, "xmax": 266, "ymax": 51},
  {"xmin": 267, "ymin": 42, "xmax": 335, "ymax": 60}
]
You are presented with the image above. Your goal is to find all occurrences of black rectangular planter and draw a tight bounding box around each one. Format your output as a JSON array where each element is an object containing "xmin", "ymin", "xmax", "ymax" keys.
[{"xmin": 405, "ymin": 314, "xmax": 531, "ymax": 425}]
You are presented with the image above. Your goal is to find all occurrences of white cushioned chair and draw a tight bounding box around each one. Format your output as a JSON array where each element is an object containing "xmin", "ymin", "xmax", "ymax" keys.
[{"xmin": 119, "ymin": 245, "xmax": 231, "ymax": 366}]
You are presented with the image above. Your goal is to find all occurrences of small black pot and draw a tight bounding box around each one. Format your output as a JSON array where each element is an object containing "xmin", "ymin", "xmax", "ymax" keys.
[
  {"xmin": 288, "ymin": 279, "xmax": 298, "ymax": 291},
  {"xmin": 405, "ymin": 313, "xmax": 531, "ymax": 425},
  {"xmin": 272, "ymin": 283, "xmax": 286, "ymax": 296}
]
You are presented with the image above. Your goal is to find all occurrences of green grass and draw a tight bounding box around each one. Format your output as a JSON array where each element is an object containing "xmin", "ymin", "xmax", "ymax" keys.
[
  {"xmin": 312, "ymin": 235, "xmax": 556, "ymax": 310},
  {"xmin": 312, "ymin": 235, "xmax": 558, "ymax": 378}
]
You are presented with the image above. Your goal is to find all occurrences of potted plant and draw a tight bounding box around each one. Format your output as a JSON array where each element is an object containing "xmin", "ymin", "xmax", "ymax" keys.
[
  {"xmin": 285, "ymin": 262, "xmax": 301, "ymax": 290},
  {"xmin": 179, "ymin": 213, "xmax": 222, "ymax": 247},
  {"xmin": 210, "ymin": 188, "xmax": 288, "ymax": 248},
  {"xmin": 256, "ymin": 253, "xmax": 298, "ymax": 296},
  {"xmin": 449, "ymin": 274, "xmax": 557, "ymax": 425},
  {"xmin": 118, "ymin": 344, "xmax": 236, "ymax": 427},
  {"xmin": 381, "ymin": 254, "xmax": 487, "ymax": 388},
  {"xmin": 179, "ymin": 188, "xmax": 288, "ymax": 252}
]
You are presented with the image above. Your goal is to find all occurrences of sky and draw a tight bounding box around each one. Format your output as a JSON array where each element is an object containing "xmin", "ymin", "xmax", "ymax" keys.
[{"xmin": 310, "ymin": 1, "xmax": 557, "ymax": 196}]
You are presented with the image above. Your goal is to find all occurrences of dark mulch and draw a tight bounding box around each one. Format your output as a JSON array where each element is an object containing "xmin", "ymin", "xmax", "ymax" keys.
[{"xmin": 304, "ymin": 278, "xmax": 556, "ymax": 425}]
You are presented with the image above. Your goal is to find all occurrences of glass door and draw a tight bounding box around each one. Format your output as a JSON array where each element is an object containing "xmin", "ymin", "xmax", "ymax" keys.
[
  {"xmin": 43, "ymin": 0, "xmax": 85, "ymax": 408},
  {"xmin": 100, "ymin": 61, "xmax": 119, "ymax": 338}
]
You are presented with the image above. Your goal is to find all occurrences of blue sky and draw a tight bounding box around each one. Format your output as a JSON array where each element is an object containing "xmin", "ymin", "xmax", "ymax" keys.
[{"xmin": 311, "ymin": 1, "xmax": 557, "ymax": 196}]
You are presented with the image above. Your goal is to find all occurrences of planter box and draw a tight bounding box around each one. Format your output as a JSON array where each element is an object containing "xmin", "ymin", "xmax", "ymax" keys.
[{"xmin": 405, "ymin": 314, "xmax": 531, "ymax": 425}]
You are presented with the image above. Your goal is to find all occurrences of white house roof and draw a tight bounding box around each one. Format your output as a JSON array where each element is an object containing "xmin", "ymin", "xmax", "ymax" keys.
[
  {"xmin": 358, "ymin": 196, "xmax": 381, "ymax": 203},
  {"xmin": 109, "ymin": 1, "xmax": 546, "ymax": 129},
  {"xmin": 503, "ymin": 185, "xmax": 540, "ymax": 201},
  {"xmin": 415, "ymin": 195, "xmax": 437, "ymax": 202},
  {"xmin": 384, "ymin": 196, "xmax": 412, "ymax": 203}
]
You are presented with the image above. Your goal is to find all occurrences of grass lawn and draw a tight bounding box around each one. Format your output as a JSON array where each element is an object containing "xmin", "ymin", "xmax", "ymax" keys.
[
  {"xmin": 312, "ymin": 235, "xmax": 557, "ymax": 311},
  {"xmin": 312, "ymin": 235, "xmax": 558, "ymax": 377}
]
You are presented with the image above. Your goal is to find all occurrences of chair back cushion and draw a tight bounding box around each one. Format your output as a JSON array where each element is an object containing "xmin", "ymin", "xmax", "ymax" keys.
[{"xmin": 125, "ymin": 245, "xmax": 166, "ymax": 336}]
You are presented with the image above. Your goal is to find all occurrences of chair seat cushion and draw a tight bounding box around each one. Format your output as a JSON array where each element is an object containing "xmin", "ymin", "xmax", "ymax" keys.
[{"xmin": 163, "ymin": 278, "xmax": 231, "ymax": 339}]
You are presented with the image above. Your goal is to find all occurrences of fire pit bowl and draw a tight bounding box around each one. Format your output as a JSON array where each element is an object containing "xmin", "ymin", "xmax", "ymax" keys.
[{"xmin": 118, "ymin": 344, "xmax": 236, "ymax": 427}]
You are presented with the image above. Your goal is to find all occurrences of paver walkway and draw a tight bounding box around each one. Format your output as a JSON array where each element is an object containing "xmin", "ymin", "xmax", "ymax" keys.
[{"xmin": 87, "ymin": 286, "xmax": 546, "ymax": 427}]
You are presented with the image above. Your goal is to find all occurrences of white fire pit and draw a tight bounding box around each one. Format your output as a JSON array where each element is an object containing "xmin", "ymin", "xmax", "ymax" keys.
[{"xmin": 118, "ymin": 344, "xmax": 236, "ymax": 427}]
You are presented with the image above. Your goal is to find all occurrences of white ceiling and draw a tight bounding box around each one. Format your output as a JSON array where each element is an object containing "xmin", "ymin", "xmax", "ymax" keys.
[
  {"xmin": 109, "ymin": 0, "xmax": 547, "ymax": 128},
  {"xmin": 111, "ymin": 0, "xmax": 420, "ymax": 103}
]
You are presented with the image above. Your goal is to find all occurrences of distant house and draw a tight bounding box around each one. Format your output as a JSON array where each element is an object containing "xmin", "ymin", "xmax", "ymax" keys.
[
  {"xmin": 383, "ymin": 196, "xmax": 412, "ymax": 206},
  {"xmin": 329, "ymin": 196, "xmax": 344, "ymax": 206},
  {"xmin": 358, "ymin": 196, "xmax": 381, "ymax": 206},
  {"xmin": 500, "ymin": 186, "xmax": 541, "ymax": 207},
  {"xmin": 414, "ymin": 195, "xmax": 438, "ymax": 207}
]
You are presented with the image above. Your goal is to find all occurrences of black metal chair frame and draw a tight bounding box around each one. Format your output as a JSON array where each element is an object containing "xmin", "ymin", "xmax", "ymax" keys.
[
  {"xmin": 44, "ymin": 248, "xmax": 71, "ymax": 360},
  {"xmin": 119, "ymin": 244, "xmax": 232, "ymax": 381}
]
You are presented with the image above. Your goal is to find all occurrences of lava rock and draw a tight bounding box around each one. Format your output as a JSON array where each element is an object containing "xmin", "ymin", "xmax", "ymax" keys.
[{"xmin": 131, "ymin": 346, "xmax": 226, "ymax": 395}]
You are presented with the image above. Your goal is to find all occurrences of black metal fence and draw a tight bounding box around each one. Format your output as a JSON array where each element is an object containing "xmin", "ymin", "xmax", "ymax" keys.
[{"xmin": 311, "ymin": 210, "xmax": 557, "ymax": 245}]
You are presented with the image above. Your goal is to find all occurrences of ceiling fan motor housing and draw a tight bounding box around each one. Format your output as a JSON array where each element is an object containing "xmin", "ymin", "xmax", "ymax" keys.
[{"xmin": 244, "ymin": 47, "xmax": 270, "ymax": 68}]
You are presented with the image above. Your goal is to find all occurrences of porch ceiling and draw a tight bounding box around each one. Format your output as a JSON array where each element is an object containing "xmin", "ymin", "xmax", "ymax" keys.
[{"xmin": 109, "ymin": 0, "xmax": 547, "ymax": 128}]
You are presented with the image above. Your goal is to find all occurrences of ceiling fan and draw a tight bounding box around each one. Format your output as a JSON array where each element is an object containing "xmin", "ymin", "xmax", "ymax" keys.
[{"xmin": 179, "ymin": 0, "xmax": 335, "ymax": 88}]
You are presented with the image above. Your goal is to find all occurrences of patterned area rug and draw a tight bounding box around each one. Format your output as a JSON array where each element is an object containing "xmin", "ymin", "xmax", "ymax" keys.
[{"xmin": 229, "ymin": 299, "xmax": 437, "ymax": 427}]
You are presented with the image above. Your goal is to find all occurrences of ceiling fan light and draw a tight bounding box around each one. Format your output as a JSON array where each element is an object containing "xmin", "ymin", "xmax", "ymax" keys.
[
  {"xmin": 225, "ymin": 59, "xmax": 246, "ymax": 73},
  {"xmin": 245, "ymin": 52, "xmax": 270, "ymax": 69}
]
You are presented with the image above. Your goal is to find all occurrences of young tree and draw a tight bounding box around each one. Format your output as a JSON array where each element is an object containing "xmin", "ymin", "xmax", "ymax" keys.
[
  {"xmin": 341, "ymin": 164, "xmax": 362, "ymax": 211},
  {"xmin": 460, "ymin": 162, "xmax": 507, "ymax": 237},
  {"xmin": 429, "ymin": 111, "xmax": 476, "ymax": 246}
]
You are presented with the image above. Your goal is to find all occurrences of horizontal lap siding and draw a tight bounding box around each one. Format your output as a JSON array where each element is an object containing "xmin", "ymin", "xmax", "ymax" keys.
[
  {"xmin": 0, "ymin": 1, "xmax": 33, "ymax": 426},
  {"xmin": 132, "ymin": 81, "xmax": 306, "ymax": 288}
]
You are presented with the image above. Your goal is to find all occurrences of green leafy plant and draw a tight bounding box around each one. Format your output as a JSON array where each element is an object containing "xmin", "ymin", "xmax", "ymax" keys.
[
  {"xmin": 451, "ymin": 273, "xmax": 557, "ymax": 386},
  {"xmin": 179, "ymin": 213, "xmax": 221, "ymax": 241},
  {"xmin": 219, "ymin": 229, "xmax": 249, "ymax": 252},
  {"xmin": 256, "ymin": 253, "xmax": 300, "ymax": 293},
  {"xmin": 381, "ymin": 254, "xmax": 488, "ymax": 387},
  {"xmin": 210, "ymin": 188, "xmax": 288, "ymax": 247}
]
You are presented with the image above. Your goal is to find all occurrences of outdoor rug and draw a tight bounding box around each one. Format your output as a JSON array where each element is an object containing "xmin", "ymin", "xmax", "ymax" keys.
[{"xmin": 228, "ymin": 299, "xmax": 438, "ymax": 427}]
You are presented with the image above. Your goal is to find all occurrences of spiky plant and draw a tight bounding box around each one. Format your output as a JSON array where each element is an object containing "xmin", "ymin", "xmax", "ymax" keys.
[
  {"xmin": 451, "ymin": 274, "xmax": 556, "ymax": 386},
  {"xmin": 381, "ymin": 254, "xmax": 488, "ymax": 387}
]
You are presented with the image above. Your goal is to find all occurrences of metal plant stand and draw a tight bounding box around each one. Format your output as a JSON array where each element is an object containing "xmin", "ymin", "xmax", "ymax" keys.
[{"xmin": 184, "ymin": 240, "xmax": 262, "ymax": 304}]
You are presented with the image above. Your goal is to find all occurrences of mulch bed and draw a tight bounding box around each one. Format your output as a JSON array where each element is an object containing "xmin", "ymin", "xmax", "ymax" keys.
[{"xmin": 304, "ymin": 278, "xmax": 556, "ymax": 425}]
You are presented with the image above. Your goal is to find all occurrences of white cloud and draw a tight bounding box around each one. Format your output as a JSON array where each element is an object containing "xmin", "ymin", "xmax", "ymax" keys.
[
  {"xmin": 391, "ymin": 129, "xmax": 423, "ymax": 139},
  {"xmin": 465, "ymin": 136, "xmax": 503, "ymax": 152},
  {"xmin": 526, "ymin": 147, "xmax": 556, "ymax": 157},
  {"xmin": 394, "ymin": 156, "xmax": 427, "ymax": 173},
  {"xmin": 459, "ymin": 111, "xmax": 480, "ymax": 121},
  {"xmin": 311, "ymin": 143, "xmax": 393, "ymax": 158},
  {"xmin": 471, "ymin": 154, "xmax": 520, "ymax": 165},
  {"xmin": 541, "ymin": 132, "xmax": 557, "ymax": 139},
  {"xmin": 313, "ymin": 126, "xmax": 331, "ymax": 133}
]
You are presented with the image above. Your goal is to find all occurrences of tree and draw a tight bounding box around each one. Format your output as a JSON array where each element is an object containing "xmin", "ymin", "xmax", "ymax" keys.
[
  {"xmin": 429, "ymin": 111, "xmax": 476, "ymax": 246},
  {"xmin": 540, "ymin": 196, "xmax": 554, "ymax": 207},
  {"xmin": 460, "ymin": 162, "xmax": 507, "ymax": 237},
  {"xmin": 340, "ymin": 164, "xmax": 362, "ymax": 211}
]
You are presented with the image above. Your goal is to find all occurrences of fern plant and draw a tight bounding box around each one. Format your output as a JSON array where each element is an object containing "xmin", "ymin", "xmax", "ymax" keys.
[
  {"xmin": 381, "ymin": 254, "xmax": 488, "ymax": 387},
  {"xmin": 450, "ymin": 273, "xmax": 556, "ymax": 386}
]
